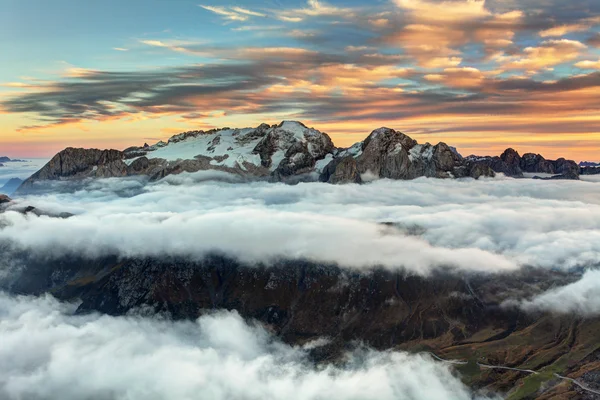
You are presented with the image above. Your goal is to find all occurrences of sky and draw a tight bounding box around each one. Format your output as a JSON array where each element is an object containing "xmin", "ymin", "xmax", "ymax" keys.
[{"xmin": 1, "ymin": 0, "xmax": 600, "ymax": 160}]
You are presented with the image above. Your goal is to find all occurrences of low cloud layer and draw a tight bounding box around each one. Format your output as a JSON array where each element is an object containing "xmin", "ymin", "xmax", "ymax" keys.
[
  {"xmin": 507, "ymin": 269, "xmax": 600, "ymax": 316},
  {"xmin": 0, "ymin": 159, "xmax": 48, "ymax": 186},
  {"xmin": 2, "ymin": 175, "xmax": 600, "ymax": 274},
  {"xmin": 1, "ymin": 175, "xmax": 600, "ymax": 277},
  {"xmin": 0, "ymin": 292, "xmax": 495, "ymax": 400}
]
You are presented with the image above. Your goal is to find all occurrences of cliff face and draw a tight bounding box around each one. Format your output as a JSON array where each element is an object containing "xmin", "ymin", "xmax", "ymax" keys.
[
  {"xmin": 15, "ymin": 122, "xmax": 499, "ymax": 194},
  {"xmin": 17, "ymin": 148, "xmax": 128, "ymax": 193},
  {"xmin": 3, "ymin": 253, "xmax": 598, "ymax": 398},
  {"xmin": 320, "ymin": 128, "xmax": 495, "ymax": 183},
  {"xmin": 467, "ymin": 148, "xmax": 580, "ymax": 180},
  {"xmin": 14, "ymin": 122, "xmax": 582, "ymax": 194}
]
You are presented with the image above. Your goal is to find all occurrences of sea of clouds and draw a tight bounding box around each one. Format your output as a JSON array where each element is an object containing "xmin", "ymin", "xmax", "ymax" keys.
[
  {"xmin": 0, "ymin": 292, "xmax": 497, "ymax": 400},
  {"xmin": 1, "ymin": 173, "xmax": 600, "ymax": 315},
  {"xmin": 0, "ymin": 173, "xmax": 599, "ymax": 399},
  {"xmin": 0, "ymin": 159, "xmax": 49, "ymax": 187}
]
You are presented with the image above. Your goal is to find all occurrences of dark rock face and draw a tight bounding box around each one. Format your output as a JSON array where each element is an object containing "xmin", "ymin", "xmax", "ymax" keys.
[
  {"xmin": 126, "ymin": 156, "xmax": 168, "ymax": 177},
  {"xmin": 340, "ymin": 127, "xmax": 494, "ymax": 180},
  {"xmin": 467, "ymin": 149, "xmax": 580, "ymax": 179},
  {"xmin": 2, "ymin": 253, "xmax": 597, "ymax": 399},
  {"xmin": 467, "ymin": 161, "xmax": 496, "ymax": 180},
  {"xmin": 0, "ymin": 255, "xmax": 538, "ymax": 345},
  {"xmin": 254, "ymin": 122, "xmax": 335, "ymax": 179},
  {"xmin": 554, "ymin": 158, "xmax": 580, "ymax": 177},
  {"xmin": 501, "ymin": 148, "xmax": 522, "ymax": 170},
  {"xmin": 0, "ymin": 194, "xmax": 11, "ymax": 204},
  {"xmin": 16, "ymin": 148, "xmax": 128, "ymax": 194},
  {"xmin": 320, "ymin": 156, "xmax": 362, "ymax": 184},
  {"xmin": 500, "ymin": 148, "xmax": 524, "ymax": 177},
  {"xmin": 14, "ymin": 123, "xmax": 581, "ymax": 191},
  {"xmin": 521, "ymin": 153, "xmax": 555, "ymax": 174},
  {"xmin": 356, "ymin": 128, "xmax": 415, "ymax": 179},
  {"xmin": 581, "ymin": 166, "xmax": 600, "ymax": 175},
  {"xmin": 273, "ymin": 142, "xmax": 318, "ymax": 180}
]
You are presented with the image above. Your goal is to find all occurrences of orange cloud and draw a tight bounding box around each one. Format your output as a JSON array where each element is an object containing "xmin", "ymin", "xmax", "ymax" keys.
[
  {"xmin": 539, "ymin": 17, "xmax": 600, "ymax": 37},
  {"xmin": 424, "ymin": 67, "xmax": 486, "ymax": 88},
  {"xmin": 388, "ymin": 0, "xmax": 522, "ymax": 67},
  {"xmin": 575, "ymin": 60, "xmax": 600, "ymax": 70},
  {"xmin": 394, "ymin": 0, "xmax": 490, "ymax": 22},
  {"xmin": 504, "ymin": 39, "xmax": 587, "ymax": 71}
]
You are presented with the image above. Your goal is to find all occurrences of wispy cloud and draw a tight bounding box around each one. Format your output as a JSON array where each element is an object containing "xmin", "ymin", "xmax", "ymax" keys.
[{"xmin": 200, "ymin": 5, "xmax": 265, "ymax": 22}]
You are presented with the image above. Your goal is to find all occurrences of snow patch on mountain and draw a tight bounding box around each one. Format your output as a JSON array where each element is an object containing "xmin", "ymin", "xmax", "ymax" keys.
[{"xmin": 145, "ymin": 128, "xmax": 263, "ymax": 169}]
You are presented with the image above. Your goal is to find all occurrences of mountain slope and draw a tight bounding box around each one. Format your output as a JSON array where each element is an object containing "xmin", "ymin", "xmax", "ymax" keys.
[
  {"xmin": 15, "ymin": 121, "xmax": 581, "ymax": 194},
  {"xmin": 3, "ymin": 251, "xmax": 598, "ymax": 399}
]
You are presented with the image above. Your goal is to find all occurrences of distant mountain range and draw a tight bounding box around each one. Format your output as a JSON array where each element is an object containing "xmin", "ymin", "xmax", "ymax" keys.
[
  {"xmin": 0, "ymin": 156, "xmax": 28, "ymax": 168},
  {"xmin": 0, "ymin": 156, "xmax": 26, "ymax": 164},
  {"xmin": 14, "ymin": 121, "xmax": 582, "ymax": 194},
  {"xmin": 580, "ymin": 161, "xmax": 600, "ymax": 168}
]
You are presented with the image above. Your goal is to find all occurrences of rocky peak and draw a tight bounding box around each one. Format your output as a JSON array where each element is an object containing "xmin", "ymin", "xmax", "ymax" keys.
[
  {"xmin": 14, "ymin": 122, "xmax": 583, "ymax": 193},
  {"xmin": 322, "ymin": 128, "xmax": 494, "ymax": 182},
  {"xmin": 499, "ymin": 148, "xmax": 523, "ymax": 176},
  {"xmin": 362, "ymin": 127, "xmax": 417, "ymax": 153},
  {"xmin": 33, "ymin": 148, "xmax": 126, "ymax": 181},
  {"xmin": 466, "ymin": 148, "xmax": 579, "ymax": 180},
  {"xmin": 15, "ymin": 148, "xmax": 128, "ymax": 194},
  {"xmin": 253, "ymin": 121, "xmax": 335, "ymax": 175},
  {"xmin": 0, "ymin": 194, "xmax": 11, "ymax": 204}
]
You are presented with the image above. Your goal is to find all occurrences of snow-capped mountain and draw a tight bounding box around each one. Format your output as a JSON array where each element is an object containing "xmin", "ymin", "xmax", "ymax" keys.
[{"xmin": 14, "ymin": 121, "xmax": 581, "ymax": 194}]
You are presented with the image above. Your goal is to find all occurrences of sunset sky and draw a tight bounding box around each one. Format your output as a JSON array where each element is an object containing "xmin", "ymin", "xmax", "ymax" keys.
[{"xmin": 2, "ymin": 0, "xmax": 600, "ymax": 160}]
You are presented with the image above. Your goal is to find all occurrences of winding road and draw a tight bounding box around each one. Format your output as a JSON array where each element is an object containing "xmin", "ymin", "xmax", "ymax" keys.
[{"xmin": 427, "ymin": 352, "xmax": 600, "ymax": 397}]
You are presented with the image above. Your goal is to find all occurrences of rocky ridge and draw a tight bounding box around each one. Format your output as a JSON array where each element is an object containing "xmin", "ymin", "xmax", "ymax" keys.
[
  {"xmin": 15, "ymin": 121, "xmax": 581, "ymax": 193},
  {"xmin": 1, "ymin": 251, "xmax": 598, "ymax": 400},
  {"xmin": 467, "ymin": 148, "xmax": 580, "ymax": 180}
]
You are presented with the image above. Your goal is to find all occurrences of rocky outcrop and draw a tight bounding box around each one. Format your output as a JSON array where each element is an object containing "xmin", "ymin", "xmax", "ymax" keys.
[
  {"xmin": 0, "ymin": 194, "xmax": 72, "ymax": 218},
  {"xmin": 261, "ymin": 122, "xmax": 335, "ymax": 181},
  {"xmin": 325, "ymin": 127, "xmax": 494, "ymax": 181},
  {"xmin": 319, "ymin": 156, "xmax": 362, "ymax": 184},
  {"xmin": 466, "ymin": 149, "xmax": 580, "ymax": 180},
  {"xmin": 2, "ymin": 252, "xmax": 597, "ymax": 399},
  {"xmin": 0, "ymin": 156, "xmax": 26, "ymax": 163},
  {"xmin": 15, "ymin": 122, "xmax": 585, "ymax": 193},
  {"xmin": 16, "ymin": 148, "xmax": 128, "ymax": 194},
  {"xmin": 581, "ymin": 166, "xmax": 600, "ymax": 175}
]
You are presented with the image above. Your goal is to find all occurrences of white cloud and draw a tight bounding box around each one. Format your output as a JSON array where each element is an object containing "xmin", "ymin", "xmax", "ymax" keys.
[
  {"xmin": 0, "ymin": 159, "xmax": 49, "ymax": 187},
  {"xmin": 506, "ymin": 269, "xmax": 600, "ymax": 316},
  {"xmin": 0, "ymin": 292, "xmax": 496, "ymax": 400},
  {"xmin": 3, "ymin": 176, "xmax": 600, "ymax": 275},
  {"xmin": 200, "ymin": 5, "xmax": 265, "ymax": 22}
]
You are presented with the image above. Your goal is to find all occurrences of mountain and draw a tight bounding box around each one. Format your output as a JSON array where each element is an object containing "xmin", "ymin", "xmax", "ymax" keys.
[
  {"xmin": 0, "ymin": 178, "xmax": 23, "ymax": 195},
  {"xmin": 0, "ymin": 156, "xmax": 26, "ymax": 163},
  {"xmin": 3, "ymin": 250, "xmax": 598, "ymax": 399},
  {"xmin": 466, "ymin": 148, "xmax": 580, "ymax": 180},
  {"xmin": 15, "ymin": 121, "xmax": 580, "ymax": 194},
  {"xmin": 580, "ymin": 161, "xmax": 600, "ymax": 176}
]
